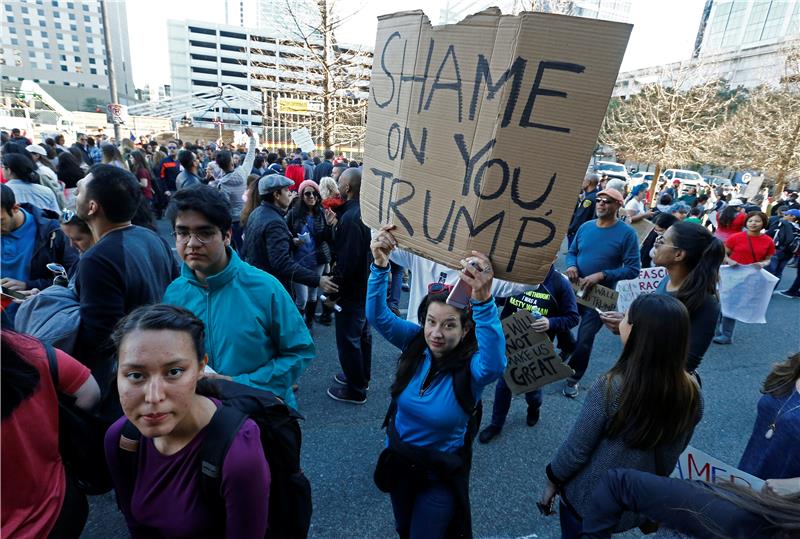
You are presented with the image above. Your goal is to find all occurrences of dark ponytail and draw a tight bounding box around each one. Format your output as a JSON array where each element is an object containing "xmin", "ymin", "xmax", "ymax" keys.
[
  {"xmin": 2, "ymin": 153, "xmax": 40, "ymax": 184},
  {"xmin": 670, "ymin": 221, "xmax": 725, "ymax": 313},
  {"xmin": 1, "ymin": 332, "xmax": 42, "ymax": 420}
]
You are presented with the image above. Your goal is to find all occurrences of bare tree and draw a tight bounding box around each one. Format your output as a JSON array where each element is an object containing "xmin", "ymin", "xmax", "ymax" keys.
[
  {"xmin": 600, "ymin": 64, "xmax": 733, "ymax": 203},
  {"xmin": 511, "ymin": 0, "xmax": 576, "ymax": 15}
]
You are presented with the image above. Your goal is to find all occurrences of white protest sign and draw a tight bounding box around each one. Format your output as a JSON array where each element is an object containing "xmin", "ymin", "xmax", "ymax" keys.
[
  {"xmin": 501, "ymin": 310, "xmax": 573, "ymax": 395},
  {"xmin": 742, "ymin": 176, "xmax": 763, "ymax": 200},
  {"xmin": 718, "ymin": 265, "xmax": 779, "ymax": 323},
  {"xmin": 361, "ymin": 9, "xmax": 631, "ymax": 284},
  {"xmin": 616, "ymin": 266, "xmax": 667, "ymax": 313},
  {"xmin": 671, "ymin": 445, "xmax": 764, "ymax": 490},
  {"xmin": 291, "ymin": 127, "xmax": 316, "ymax": 153}
]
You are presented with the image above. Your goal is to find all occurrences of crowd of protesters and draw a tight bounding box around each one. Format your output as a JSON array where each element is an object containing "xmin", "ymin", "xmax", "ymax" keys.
[{"xmin": 1, "ymin": 130, "xmax": 798, "ymax": 539}]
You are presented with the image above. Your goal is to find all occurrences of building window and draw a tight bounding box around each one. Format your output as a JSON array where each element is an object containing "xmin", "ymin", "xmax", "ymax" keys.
[
  {"xmin": 74, "ymin": 55, "xmax": 80, "ymax": 62},
  {"xmin": 64, "ymin": 81, "xmax": 70, "ymax": 86},
  {"xmin": 90, "ymin": 68, "xmax": 96, "ymax": 74},
  {"xmin": 57, "ymin": 44, "xmax": 64, "ymax": 50},
  {"xmin": 23, "ymin": 17, "xmax": 30, "ymax": 24},
  {"xmin": 44, "ymin": 52, "xmax": 51, "ymax": 59},
  {"xmin": 4, "ymin": 4, "xmax": 11, "ymax": 11},
  {"xmin": 10, "ymin": 38, "xmax": 18, "ymax": 45},
  {"xmin": 38, "ymin": 9, "xmax": 44, "ymax": 15},
  {"xmin": 87, "ymin": 47, "xmax": 94, "ymax": 54},
  {"xmin": 70, "ymin": 24, "xmax": 77, "ymax": 31},
  {"xmin": 68, "ymin": 13, "xmax": 75, "ymax": 20},
  {"xmin": 220, "ymin": 44, "xmax": 245, "ymax": 53},
  {"xmin": 43, "ymin": 42, "xmax": 49, "ymax": 48},
  {"xmin": 84, "ymin": 15, "xmax": 90, "ymax": 21},
  {"xmin": 27, "ymin": 40, "xmax": 34, "ymax": 47},
  {"xmin": 71, "ymin": 34, "xmax": 78, "ymax": 40},
  {"xmin": 40, "ymin": 19, "xmax": 46, "ymax": 26},
  {"xmin": 89, "ymin": 57, "xmax": 95, "ymax": 64},
  {"xmin": 55, "ymin": 22, "xmax": 61, "ymax": 29},
  {"xmin": 76, "ymin": 66, "xmax": 82, "ymax": 73},
  {"xmin": 6, "ymin": 16, "xmax": 12, "ymax": 23},
  {"xmin": 221, "ymin": 69, "xmax": 246, "ymax": 78},
  {"xmin": 54, "ymin": 11, "xmax": 59, "ymax": 18},
  {"xmin": 21, "ymin": 6, "xmax": 29, "ymax": 13},
  {"xmin": 189, "ymin": 40, "xmax": 216, "ymax": 49},
  {"xmin": 189, "ymin": 26, "xmax": 216, "ymax": 36},
  {"xmin": 83, "ymin": 4, "xmax": 89, "ymax": 10},
  {"xmin": 192, "ymin": 66, "xmax": 218, "ymax": 75},
  {"xmin": 25, "ymin": 29, "xmax": 32, "ymax": 36},
  {"xmin": 192, "ymin": 79, "xmax": 218, "ymax": 87},
  {"xmin": 220, "ymin": 30, "xmax": 246, "ymax": 39},
  {"xmin": 61, "ymin": 65, "xmax": 68, "ymax": 71},
  {"xmin": 190, "ymin": 53, "xmax": 216, "ymax": 62},
  {"xmin": 41, "ymin": 30, "xmax": 47, "ymax": 37},
  {"xmin": 60, "ymin": 54, "xmax": 66, "ymax": 60},
  {"xmin": 9, "ymin": 27, "xmax": 15, "ymax": 34},
  {"xmin": 87, "ymin": 36, "xmax": 93, "ymax": 43}
]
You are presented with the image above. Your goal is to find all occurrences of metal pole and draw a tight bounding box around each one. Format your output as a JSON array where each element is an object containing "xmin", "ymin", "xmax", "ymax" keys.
[{"xmin": 100, "ymin": 0, "xmax": 121, "ymax": 144}]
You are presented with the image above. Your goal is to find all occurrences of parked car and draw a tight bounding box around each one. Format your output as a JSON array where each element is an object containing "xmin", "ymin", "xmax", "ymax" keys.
[
  {"xmin": 630, "ymin": 171, "xmax": 654, "ymax": 186},
  {"xmin": 662, "ymin": 169, "xmax": 708, "ymax": 192},
  {"xmin": 594, "ymin": 160, "xmax": 631, "ymax": 183},
  {"xmin": 704, "ymin": 175, "xmax": 732, "ymax": 188}
]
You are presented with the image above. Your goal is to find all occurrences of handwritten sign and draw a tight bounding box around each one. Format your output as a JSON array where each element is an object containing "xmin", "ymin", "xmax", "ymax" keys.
[
  {"xmin": 501, "ymin": 310, "xmax": 574, "ymax": 394},
  {"xmin": 742, "ymin": 176, "xmax": 764, "ymax": 201},
  {"xmin": 571, "ymin": 281, "xmax": 619, "ymax": 312},
  {"xmin": 616, "ymin": 266, "xmax": 667, "ymax": 313},
  {"xmin": 671, "ymin": 446, "xmax": 764, "ymax": 490},
  {"xmin": 291, "ymin": 127, "xmax": 316, "ymax": 153},
  {"xmin": 360, "ymin": 9, "xmax": 631, "ymax": 283}
]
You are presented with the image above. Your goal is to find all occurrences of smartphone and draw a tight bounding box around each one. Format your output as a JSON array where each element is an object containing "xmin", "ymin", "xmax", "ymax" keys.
[
  {"xmin": 1, "ymin": 286, "xmax": 26, "ymax": 300},
  {"xmin": 446, "ymin": 278, "xmax": 472, "ymax": 309}
]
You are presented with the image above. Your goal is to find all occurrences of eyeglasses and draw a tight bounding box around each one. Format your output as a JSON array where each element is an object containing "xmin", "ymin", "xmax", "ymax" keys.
[
  {"xmin": 172, "ymin": 229, "xmax": 218, "ymax": 244},
  {"xmin": 654, "ymin": 235, "xmax": 680, "ymax": 250}
]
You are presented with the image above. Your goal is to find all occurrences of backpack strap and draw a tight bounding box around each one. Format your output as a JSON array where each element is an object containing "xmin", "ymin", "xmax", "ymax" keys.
[{"xmin": 198, "ymin": 405, "xmax": 248, "ymax": 503}]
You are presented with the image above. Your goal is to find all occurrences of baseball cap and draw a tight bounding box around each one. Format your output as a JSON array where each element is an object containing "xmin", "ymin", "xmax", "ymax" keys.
[
  {"xmin": 258, "ymin": 174, "xmax": 293, "ymax": 195},
  {"xmin": 785, "ymin": 209, "xmax": 800, "ymax": 218},
  {"xmin": 25, "ymin": 144, "xmax": 47, "ymax": 156},
  {"xmin": 728, "ymin": 198, "xmax": 744, "ymax": 206},
  {"xmin": 672, "ymin": 179, "xmax": 681, "ymax": 184},
  {"xmin": 596, "ymin": 188, "xmax": 624, "ymax": 204}
]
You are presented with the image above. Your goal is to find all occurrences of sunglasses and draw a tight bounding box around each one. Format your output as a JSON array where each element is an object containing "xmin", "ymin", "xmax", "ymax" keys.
[
  {"xmin": 427, "ymin": 272, "xmax": 452, "ymax": 294},
  {"xmin": 596, "ymin": 198, "xmax": 615, "ymax": 205},
  {"xmin": 60, "ymin": 208, "xmax": 77, "ymax": 223},
  {"xmin": 303, "ymin": 191, "xmax": 317, "ymax": 198}
]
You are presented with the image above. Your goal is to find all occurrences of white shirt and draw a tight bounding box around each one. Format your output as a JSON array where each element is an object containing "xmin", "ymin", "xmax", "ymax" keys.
[
  {"xmin": 388, "ymin": 248, "xmax": 533, "ymax": 321},
  {"xmin": 625, "ymin": 198, "xmax": 645, "ymax": 216}
]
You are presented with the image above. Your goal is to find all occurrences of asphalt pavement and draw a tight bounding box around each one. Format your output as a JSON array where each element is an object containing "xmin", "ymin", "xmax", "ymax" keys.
[{"xmin": 82, "ymin": 223, "xmax": 800, "ymax": 538}]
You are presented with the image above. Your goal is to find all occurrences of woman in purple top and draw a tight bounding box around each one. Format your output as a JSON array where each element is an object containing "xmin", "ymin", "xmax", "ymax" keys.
[{"xmin": 104, "ymin": 304, "xmax": 270, "ymax": 538}]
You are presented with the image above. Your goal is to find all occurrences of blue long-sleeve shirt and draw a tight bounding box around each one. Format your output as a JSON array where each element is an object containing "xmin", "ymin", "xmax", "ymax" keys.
[
  {"xmin": 565, "ymin": 220, "xmax": 641, "ymax": 289},
  {"xmin": 366, "ymin": 264, "xmax": 506, "ymax": 452}
]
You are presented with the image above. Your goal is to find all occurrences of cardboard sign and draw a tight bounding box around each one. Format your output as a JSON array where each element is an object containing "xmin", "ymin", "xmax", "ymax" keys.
[
  {"xmin": 616, "ymin": 266, "xmax": 667, "ymax": 313},
  {"xmin": 361, "ymin": 9, "xmax": 631, "ymax": 283},
  {"xmin": 501, "ymin": 310, "xmax": 574, "ymax": 394},
  {"xmin": 291, "ymin": 127, "xmax": 316, "ymax": 152},
  {"xmin": 571, "ymin": 281, "xmax": 619, "ymax": 312},
  {"xmin": 671, "ymin": 445, "xmax": 764, "ymax": 490},
  {"xmin": 742, "ymin": 176, "xmax": 764, "ymax": 200},
  {"xmin": 630, "ymin": 219, "xmax": 655, "ymax": 246}
]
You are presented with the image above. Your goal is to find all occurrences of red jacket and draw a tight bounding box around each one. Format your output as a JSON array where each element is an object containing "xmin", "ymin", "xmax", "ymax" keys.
[{"xmin": 285, "ymin": 165, "xmax": 305, "ymax": 191}]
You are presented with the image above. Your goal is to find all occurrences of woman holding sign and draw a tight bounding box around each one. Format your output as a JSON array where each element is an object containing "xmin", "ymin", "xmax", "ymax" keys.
[
  {"xmin": 367, "ymin": 225, "xmax": 505, "ymax": 539},
  {"xmin": 540, "ymin": 294, "xmax": 703, "ymax": 538}
]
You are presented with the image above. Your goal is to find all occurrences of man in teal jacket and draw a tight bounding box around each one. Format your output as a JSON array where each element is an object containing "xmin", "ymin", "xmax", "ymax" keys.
[{"xmin": 163, "ymin": 186, "xmax": 314, "ymax": 409}]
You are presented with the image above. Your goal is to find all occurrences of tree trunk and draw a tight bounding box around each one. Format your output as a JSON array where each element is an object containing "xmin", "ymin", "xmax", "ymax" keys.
[
  {"xmin": 320, "ymin": 0, "xmax": 334, "ymax": 150},
  {"xmin": 773, "ymin": 118, "xmax": 800, "ymax": 196},
  {"xmin": 647, "ymin": 163, "xmax": 663, "ymax": 208}
]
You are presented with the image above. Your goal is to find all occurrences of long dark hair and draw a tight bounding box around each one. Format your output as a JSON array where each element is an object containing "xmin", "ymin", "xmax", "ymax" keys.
[
  {"xmin": 705, "ymin": 482, "xmax": 800, "ymax": 537},
  {"xmin": 670, "ymin": 221, "xmax": 725, "ymax": 313},
  {"xmin": 605, "ymin": 294, "xmax": 701, "ymax": 450},
  {"xmin": 390, "ymin": 292, "xmax": 477, "ymax": 400},
  {"xmin": 130, "ymin": 150, "xmax": 149, "ymax": 173},
  {"xmin": 717, "ymin": 205, "xmax": 740, "ymax": 228},
  {"xmin": 288, "ymin": 187, "xmax": 322, "ymax": 233},
  {"xmin": 762, "ymin": 353, "xmax": 800, "ymax": 398},
  {"xmin": 3, "ymin": 153, "xmax": 40, "ymax": 184},
  {"xmin": 56, "ymin": 151, "xmax": 85, "ymax": 189},
  {"xmin": 1, "ymin": 332, "xmax": 42, "ymax": 420}
]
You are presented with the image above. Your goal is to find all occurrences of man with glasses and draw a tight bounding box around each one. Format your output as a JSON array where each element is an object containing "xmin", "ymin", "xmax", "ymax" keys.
[
  {"xmin": 562, "ymin": 187, "xmax": 640, "ymax": 398},
  {"xmin": 163, "ymin": 185, "xmax": 314, "ymax": 410},
  {"xmin": 241, "ymin": 175, "xmax": 338, "ymax": 296},
  {"xmin": 72, "ymin": 165, "xmax": 179, "ymax": 410}
]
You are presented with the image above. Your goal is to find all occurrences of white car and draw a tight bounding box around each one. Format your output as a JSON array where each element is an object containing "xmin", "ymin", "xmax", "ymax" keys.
[
  {"xmin": 593, "ymin": 161, "xmax": 631, "ymax": 183},
  {"xmin": 662, "ymin": 169, "xmax": 708, "ymax": 191},
  {"xmin": 629, "ymin": 171, "xmax": 654, "ymax": 186}
]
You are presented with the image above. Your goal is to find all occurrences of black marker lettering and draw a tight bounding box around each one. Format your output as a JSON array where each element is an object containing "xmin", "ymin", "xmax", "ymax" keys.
[
  {"xmin": 448, "ymin": 206, "xmax": 505, "ymax": 259},
  {"xmin": 373, "ymin": 31, "xmax": 401, "ymax": 109},
  {"xmin": 512, "ymin": 171, "xmax": 558, "ymax": 210},
  {"xmin": 388, "ymin": 177, "xmax": 416, "ymax": 236},
  {"xmin": 401, "ymin": 126, "xmax": 428, "ymax": 165},
  {"xmin": 423, "ymin": 44, "xmax": 463, "ymax": 123},
  {"xmin": 370, "ymin": 167, "xmax": 394, "ymax": 223},
  {"xmin": 401, "ymin": 38, "xmax": 435, "ymax": 115},
  {"xmin": 470, "ymin": 55, "xmax": 527, "ymax": 126},
  {"xmin": 507, "ymin": 216, "xmax": 557, "ymax": 272},
  {"xmin": 387, "ymin": 123, "xmax": 402, "ymax": 161},
  {"xmin": 519, "ymin": 61, "xmax": 585, "ymax": 132},
  {"xmin": 474, "ymin": 158, "xmax": 510, "ymax": 200},
  {"xmin": 423, "ymin": 190, "xmax": 455, "ymax": 243},
  {"xmin": 455, "ymin": 134, "xmax": 496, "ymax": 196}
]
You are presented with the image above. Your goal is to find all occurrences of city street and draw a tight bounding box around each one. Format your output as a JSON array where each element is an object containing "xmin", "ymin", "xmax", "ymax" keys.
[{"xmin": 82, "ymin": 222, "xmax": 800, "ymax": 538}]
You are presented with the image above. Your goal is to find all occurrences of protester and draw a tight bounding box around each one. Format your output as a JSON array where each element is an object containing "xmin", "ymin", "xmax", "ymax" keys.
[
  {"xmin": 563, "ymin": 187, "xmax": 640, "ymax": 397},
  {"xmin": 59, "ymin": 209, "xmax": 95, "ymax": 260},
  {"xmin": 368, "ymin": 225, "xmax": 505, "ymax": 538},
  {"xmin": 1, "ymin": 331, "xmax": 100, "ymax": 539},
  {"xmin": 176, "ymin": 149, "xmax": 202, "ymax": 190},
  {"xmin": 669, "ymin": 202, "xmax": 691, "ymax": 220},
  {"xmin": 678, "ymin": 186, "xmax": 698, "ymax": 206},
  {"xmin": 9, "ymin": 127, "xmax": 32, "ymax": 146},
  {"xmin": 25, "ymin": 144, "xmax": 66, "ymax": 209},
  {"xmin": 129, "ymin": 150, "xmax": 154, "ymax": 204},
  {"xmin": 639, "ymin": 212, "xmax": 677, "ymax": 268},
  {"xmin": 301, "ymin": 152, "xmax": 314, "ymax": 179},
  {"xmin": 655, "ymin": 193, "xmax": 673, "ymax": 213},
  {"xmin": 765, "ymin": 209, "xmax": 800, "ymax": 280},
  {"xmin": 602, "ymin": 221, "xmax": 725, "ymax": 374},
  {"xmin": 101, "ymin": 143, "xmax": 128, "ymax": 170},
  {"xmin": 87, "ymin": 137, "xmax": 102, "ymax": 164},
  {"xmin": 285, "ymin": 158, "xmax": 305, "ymax": 191},
  {"xmin": 623, "ymin": 183, "xmax": 654, "ymax": 223},
  {"xmin": 331, "ymin": 162, "xmax": 349, "ymax": 183},
  {"xmin": 2, "ymin": 153, "xmax": 61, "ymax": 213},
  {"xmin": 479, "ymin": 262, "xmax": 579, "ymax": 443},
  {"xmin": 566, "ymin": 173, "xmax": 598, "ymax": 246},
  {"xmin": 72, "ymin": 164, "xmax": 179, "ymax": 407},
  {"xmin": 73, "ymin": 134, "xmax": 92, "ymax": 166},
  {"xmin": 738, "ymin": 353, "xmax": 800, "ymax": 480},
  {"xmin": 684, "ymin": 206, "xmax": 704, "ymax": 224},
  {"xmin": 313, "ymin": 149, "xmax": 335, "ymax": 182},
  {"xmin": 777, "ymin": 268, "xmax": 800, "ymax": 299},
  {"xmin": 715, "ymin": 211, "xmax": 776, "ymax": 345},
  {"xmin": 286, "ymin": 180, "xmax": 333, "ymax": 329},
  {"xmin": 580, "ymin": 468, "xmax": 800, "ymax": 538},
  {"xmin": 163, "ymin": 186, "xmax": 314, "ymax": 409},
  {"xmin": 715, "ymin": 201, "xmax": 746, "ymax": 242},
  {"xmin": 319, "ymin": 176, "xmax": 343, "ymax": 211},
  {"xmin": 540, "ymin": 294, "xmax": 702, "ymax": 537},
  {"xmin": 104, "ymin": 305, "xmax": 270, "ymax": 537},
  {"xmin": 209, "ymin": 128, "xmax": 256, "ymax": 250}
]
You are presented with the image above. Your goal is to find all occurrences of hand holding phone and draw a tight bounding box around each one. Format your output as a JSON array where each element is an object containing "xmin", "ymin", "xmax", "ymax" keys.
[{"xmin": 1, "ymin": 285, "xmax": 26, "ymax": 300}]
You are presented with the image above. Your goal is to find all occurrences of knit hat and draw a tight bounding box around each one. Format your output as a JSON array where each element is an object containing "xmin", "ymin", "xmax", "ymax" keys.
[
  {"xmin": 297, "ymin": 179, "xmax": 320, "ymax": 196},
  {"xmin": 631, "ymin": 183, "xmax": 648, "ymax": 197}
]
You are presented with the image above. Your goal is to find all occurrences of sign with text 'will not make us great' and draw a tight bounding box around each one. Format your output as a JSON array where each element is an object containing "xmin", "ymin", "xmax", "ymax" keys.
[{"xmin": 361, "ymin": 8, "xmax": 631, "ymax": 284}]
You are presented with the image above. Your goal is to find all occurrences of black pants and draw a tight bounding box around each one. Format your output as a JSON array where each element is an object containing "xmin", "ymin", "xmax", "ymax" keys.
[
  {"xmin": 48, "ymin": 472, "xmax": 88, "ymax": 539},
  {"xmin": 335, "ymin": 304, "xmax": 372, "ymax": 398}
]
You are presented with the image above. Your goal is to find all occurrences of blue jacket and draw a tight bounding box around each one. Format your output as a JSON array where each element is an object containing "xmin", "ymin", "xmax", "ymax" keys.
[
  {"xmin": 366, "ymin": 264, "xmax": 506, "ymax": 452},
  {"xmin": 163, "ymin": 248, "xmax": 314, "ymax": 409}
]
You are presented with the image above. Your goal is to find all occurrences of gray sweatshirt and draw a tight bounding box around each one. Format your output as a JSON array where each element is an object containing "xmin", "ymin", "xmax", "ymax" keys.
[{"xmin": 211, "ymin": 136, "xmax": 256, "ymax": 221}]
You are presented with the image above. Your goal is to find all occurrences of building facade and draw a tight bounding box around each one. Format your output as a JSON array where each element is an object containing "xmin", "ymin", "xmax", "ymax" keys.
[
  {"xmin": 166, "ymin": 19, "xmax": 371, "ymax": 148},
  {"xmin": 0, "ymin": 0, "xmax": 135, "ymax": 111},
  {"xmin": 696, "ymin": 0, "xmax": 800, "ymax": 56},
  {"xmin": 439, "ymin": 0, "xmax": 632, "ymax": 24}
]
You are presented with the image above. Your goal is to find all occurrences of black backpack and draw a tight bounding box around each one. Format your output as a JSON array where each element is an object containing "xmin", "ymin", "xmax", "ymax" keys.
[{"xmin": 116, "ymin": 378, "xmax": 312, "ymax": 539}]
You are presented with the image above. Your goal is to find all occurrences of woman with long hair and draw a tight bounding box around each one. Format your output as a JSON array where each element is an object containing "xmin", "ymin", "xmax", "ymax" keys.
[
  {"xmin": 541, "ymin": 294, "xmax": 703, "ymax": 537},
  {"xmin": 240, "ymin": 175, "xmax": 261, "ymax": 227},
  {"xmin": 56, "ymin": 151, "xmax": 85, "ymax": 190},
  {"xmin": 367, "ymin": 225, "xmax": 505, "ymax": 538},
  {"xmin": 286, "ymin": 180, "xmax": 332, "ymax": 329},
  {"xmin": 1, "ymin": 330, "xmax": 100, "ymax": 538},
  {"xmin": 129, "ymin": 150, "xmax": 153, "ymax": 202},
  {"xmin": 739, "ymin": 353, "xmax": 800, "ymax": 481},
  {"xmin": 714, "ymin": 210, "xmax": 775, "ymax": 344},
  {"xmin": 2, "ymin": 153, "xmax": 60, "ymax": 212},
  {"xmin": 100, "ymin": 143, "xmax": 128, "ymax": 170},
  {"xmin": 715, "ymin": 202, "xmax": 746, "ymax": 242}
]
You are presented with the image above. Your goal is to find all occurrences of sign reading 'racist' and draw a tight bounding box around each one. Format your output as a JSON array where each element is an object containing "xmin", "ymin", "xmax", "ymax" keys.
[{"xmin": 361, "ymin": 8, "xmax": 631, "ymax": 283}]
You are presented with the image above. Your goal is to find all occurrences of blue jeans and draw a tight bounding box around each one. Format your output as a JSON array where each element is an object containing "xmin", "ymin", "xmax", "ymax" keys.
[
  {"xmin": 717, "ymin": 315, "xmax": 736, "ymax": 340},
  {"xmin": 389, "ymin": 261, "xmax": 405, "ymax": 309},
  {"xmin": 390, "ymin": 474, "xmax": 455, "ymax": 538},
  {"xmin": 559, "ymin": 500, "xmax": 582, "ymax": 539},
  {"xmin": 765, "ymin": 250, "xmax": 792, "ymax": 281},
  {"xmin": 566, "ymin": 305, "xmax": 604, "ymax": 382},
  {"xmin": 334, "ymin": 304, "xmax": 372, "ymax": 398},
  {"xmin": 489, "ymin": 377, "xmax": 542, "ymax": 428}
]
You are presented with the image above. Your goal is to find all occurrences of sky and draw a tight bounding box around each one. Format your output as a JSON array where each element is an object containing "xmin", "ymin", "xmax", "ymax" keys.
[{"xmin": 125, "ymin": 0, "xmax": 707, "ymax": 91}]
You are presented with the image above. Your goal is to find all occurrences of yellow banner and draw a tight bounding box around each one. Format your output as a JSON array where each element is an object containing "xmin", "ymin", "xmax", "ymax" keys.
[{"xmin": 277, "ymin": 98, "xmax": 310, "ymax": 115}]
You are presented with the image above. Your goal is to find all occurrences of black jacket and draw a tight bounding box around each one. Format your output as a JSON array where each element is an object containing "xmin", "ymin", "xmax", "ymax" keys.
[
  {"xmin": 567, "ymin": 189, "xmax": 597, "ymax": 237},
  {"xmin": 330, "ymin": 199, "xmax": 371, "ymax": 306},
  {"xmin": 313, "ymin": 160, "xmax": 333, "ymax": 182},
  {"xmin": 241, "ymin": 202, "xmax": 321, "ymax": 291},
  {"xmin": 19, "ymin": 203, "xmax": 79, "ymax": 290},
  {"xmin": 286, "ymin": 204, "xmax": 332, "ymax": 265}
]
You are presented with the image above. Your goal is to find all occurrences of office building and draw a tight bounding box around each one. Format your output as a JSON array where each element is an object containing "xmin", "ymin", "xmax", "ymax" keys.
[
  {"xmin": 0, "ymin": 0, "xmax": 135, "ymax": 111},
  {"xmin": 439, "ymin": 0, "xmax": 632, "ymax": 24},
  {"xmin": 696, "ymin": 0, "xmax": 800, "ymax": 56}
]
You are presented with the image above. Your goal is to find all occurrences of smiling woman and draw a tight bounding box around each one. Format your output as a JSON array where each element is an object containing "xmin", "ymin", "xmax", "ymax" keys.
[{"xmin": 103, "ymin": 304, "xmax": 270, "ymax": 538}]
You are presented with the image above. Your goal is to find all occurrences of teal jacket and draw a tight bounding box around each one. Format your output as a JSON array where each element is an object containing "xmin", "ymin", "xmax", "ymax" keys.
[{"xmin": 163, "ymin": 248, "xmax": 314, "ymax": 409}]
